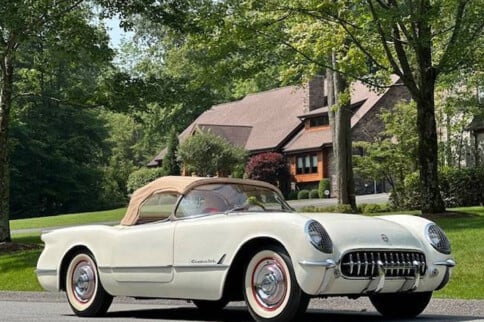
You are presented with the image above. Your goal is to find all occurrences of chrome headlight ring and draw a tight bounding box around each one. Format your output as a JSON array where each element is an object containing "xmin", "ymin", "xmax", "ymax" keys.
[
  {"xmin": 425, "ymin": 223, "xmax": 451, "ymax": 254},
  {"xmin": 305, "ymin": 220, "xmax": 333, "ymax": 253}
]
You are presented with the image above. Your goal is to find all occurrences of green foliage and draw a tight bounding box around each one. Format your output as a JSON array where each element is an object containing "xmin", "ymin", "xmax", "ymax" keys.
[
  {"xmin": 354, "ymin": 101, "xmax": 418, "ymax": 206},
  {"xmin": 162, "ymin": 128, "xmax": 181, "ymax": 175},
  {"xmin": 287, "ymin": 190, "xmax": 298, "ymax": 200},
  {"xmin": 391, "ymin": 167, "xmax": 484, "ymax": 210},
  {"xmin": 126, "ymin": 167, "xmax": 167, "ymax": 193},
  {"xmin": 440, "ymin": 167, "xmax": 484, "ymax": 208},
  {"xmin": 318, "ymin": 178, "xmax": 331, "ymax": 198},
  {"xmin": 177, "ymin": 131, "xmax": 247, "ymax": 177},
  {"xmin": 297, "ymin": 189, "xmax": 309, "ymax": 200},
  {"xmin": 309, "ymin": 189, "xmax": 320, "ymax": 199},
  {"xmin": 245, "ymin": 152, "xmax": 290, "ymax": 187},
  {"xmin": 301, "ymin": 204, "xmax": 357, "ymax": 214},
  {"xmin": 360, "ymin": 203, "xmax": 391, "ymax": 214}
]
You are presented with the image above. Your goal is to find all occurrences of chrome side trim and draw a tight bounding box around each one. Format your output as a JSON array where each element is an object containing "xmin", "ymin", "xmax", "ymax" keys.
[
  {"xmin": 174, "ymin": 264, "xmax": 230, "ymax": 270},
  {"xmin": 299, "ymin": 259, "xmax": 337, "ymax": 268},
  {"xmin": 433, "ymin": 259, "xmax": 456, "ymax": 267},
  {"xmin": 99, "ymin": 264, "xmax": 230, "ymax": 272},
  {"xmin": 35, "ymin": 269, "xmax": 57, "ymax": 276},
  {"xmin": 99, "ymin": 265, "xmax": 173, "ymax": 272}
]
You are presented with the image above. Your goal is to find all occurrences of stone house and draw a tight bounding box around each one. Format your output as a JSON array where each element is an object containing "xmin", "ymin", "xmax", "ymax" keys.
[{"xmin": 149, "ymin": 75, "xmax": 411, "ymax": 193}]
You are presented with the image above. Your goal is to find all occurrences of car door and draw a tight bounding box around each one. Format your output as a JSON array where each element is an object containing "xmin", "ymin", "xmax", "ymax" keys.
[{"xmin": 109, "ymin": 192, "xmax": 178, "ymax": 284}]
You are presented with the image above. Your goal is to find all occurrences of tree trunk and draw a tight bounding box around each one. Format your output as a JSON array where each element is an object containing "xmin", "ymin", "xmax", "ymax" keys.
[
  {"xmin": 334, "ymin": 72, "xmax": 356, "ymax": 210},
  {"xmin": 0, "ymin": 53, "xmax": 13, "ymax": 242},
  {"xmin": 416, "ymin": 83, "xmax": 446, "ymax": 214}
]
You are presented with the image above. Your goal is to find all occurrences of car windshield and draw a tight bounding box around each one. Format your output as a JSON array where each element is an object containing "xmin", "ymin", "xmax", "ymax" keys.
[{"xmin": 175, "ymin": 183, "xmax": 293, "ymax": 218}]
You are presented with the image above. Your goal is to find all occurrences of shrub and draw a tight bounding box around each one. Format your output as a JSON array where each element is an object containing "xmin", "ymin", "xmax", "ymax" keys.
[
  {"xmin": 126, "ymin": 167, "xmax": 167, "ymax": 193},
  {"xmin": 300, "ymin": 204, "xmax": 359, "ymax": 214},
  {"xmin": 318, "ymin": 178, "xmax": 331, "ymax": 198},
  {"xmin": 309, "ymin": 189, "xmax": 320, "ymax": 199},
  {"xmin": 362, "ymin": 203, "xmax": 382, "ymax": 214},
  {"xmin": 287, "ymin": 190, "xmax": 298, "ymax": 200},
  {"xmin": 440, "ymin": 166, "xmax": 484, "ymax": 207},
  {"xmin": 390, "ymin": 167, "xmax": 484, "ymax": 210},
  {"xmin": 297, "ymin": 189, "xmax": 310, "ymax": 200},
  {"xmin": 245, "ymin": 152, "xmax": 290, "ymax": 194}
]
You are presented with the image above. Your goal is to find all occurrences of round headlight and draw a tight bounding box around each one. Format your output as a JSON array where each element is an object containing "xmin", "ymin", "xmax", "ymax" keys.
[
  {"xmin": 425, "ymin": 223, "xmax": 451, "ymax": 254},
  {"xmin": 305, "ymin": 220, "xmax": 333, "ymax": 253}
]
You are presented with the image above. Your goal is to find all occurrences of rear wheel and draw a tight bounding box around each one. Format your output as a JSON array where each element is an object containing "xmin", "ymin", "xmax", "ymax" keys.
[
  {"xmin": 243, "ymin": 246, "xmax": 309, "ymax": 322},
  {"xmin": 65, "ymin": 252, "xmax": 113, "ymax": 317},
  {"xmin": 369, "ymin": 291, "xmax": 432, "ymax": 318}
]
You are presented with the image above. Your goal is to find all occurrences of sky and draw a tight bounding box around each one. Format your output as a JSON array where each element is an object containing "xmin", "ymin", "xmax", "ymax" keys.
[{"xmin": 105, "ymin": 16, "xmax": 134, "ymax": 49}]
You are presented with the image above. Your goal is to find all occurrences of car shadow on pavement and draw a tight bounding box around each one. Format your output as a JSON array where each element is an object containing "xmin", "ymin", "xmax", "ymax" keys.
[{"xmin": 100, "ymin": 305, "xmax": 483, "ymax": 322}]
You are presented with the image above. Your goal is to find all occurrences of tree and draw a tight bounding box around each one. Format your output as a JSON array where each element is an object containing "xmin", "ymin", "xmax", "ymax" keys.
[
  {"xmin": 177, "ymin": 131, "xmax": 247, "ymax": 177},
  {"xmin": 354, "ymin": 102, "xmax": 419, "ymax": 207},
  {"xmin": 245, "ymin": 152, "xmax": 290, "ymax": 189},
  {"xmin": 239, "ymin": 0, "xmax": 482, "ymax": 213},
  {"xmin": 162, "ymin": 128, "xmax": 181, "ymax": 175},
  {"xmin": 99, "ymin": 0, "xmax": 483, "ymax": 214},
  {"xmin": 0, "ymin": 1, "xmax": 100, "ymax": 242}
]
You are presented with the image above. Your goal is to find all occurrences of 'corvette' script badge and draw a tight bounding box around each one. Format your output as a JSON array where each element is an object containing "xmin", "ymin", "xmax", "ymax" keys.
[{"xmin": 381, "ymin": 234, "xmax": 390, "ymax": 243}]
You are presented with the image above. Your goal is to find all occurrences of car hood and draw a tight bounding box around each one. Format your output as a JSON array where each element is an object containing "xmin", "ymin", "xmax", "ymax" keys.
[{"xmin": 299, "ymin": 213, "xmax": 423, "ymax": 252}]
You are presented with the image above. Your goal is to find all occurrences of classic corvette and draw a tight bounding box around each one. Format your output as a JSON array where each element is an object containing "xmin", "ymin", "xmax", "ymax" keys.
[{"xmin": 37, "ymin": 176, "xmax": 455, "ymax": 321}]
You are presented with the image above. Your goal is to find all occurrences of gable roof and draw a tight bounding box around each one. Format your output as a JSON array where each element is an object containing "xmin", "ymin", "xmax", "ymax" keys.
[
  {"xmin": 149, "ymin": 76, "xmax": 401, "ymax": 165},
  {"xmin": 178, "ymin": 85, "xmax": 308, "ymax": 152},
  {"xmin": 195, "ymin": 124, "xmax": 253, "ymax": 147}
]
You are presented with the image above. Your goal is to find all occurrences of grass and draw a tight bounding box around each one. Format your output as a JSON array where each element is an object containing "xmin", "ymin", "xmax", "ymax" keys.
[
  {"xmin": 1, "ymin": 206, "xmax": 483, "ymax": 299},
  {"xmin": 10, "ymin": 208, "xmax": 126, "ymax": 231},
  {"xmin": 0, "ymin": 234, "xmax": 43, "ymax": 291},
  {"xmin": 430, "ymin": 206, "xmax": 484, "ymax": 299}
]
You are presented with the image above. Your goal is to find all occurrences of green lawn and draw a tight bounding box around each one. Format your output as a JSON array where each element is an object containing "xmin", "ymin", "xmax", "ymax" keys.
[
  {"xmin": 431, "ymin": 207, "xmax": 484, "ymax": 299},
  {"xmin": 1, "ymin": 206, "xmax": 483, "ymax": 299},
  {"xmin": 10, "ymin": 208, "xmax": 126, "ymax": 230}
]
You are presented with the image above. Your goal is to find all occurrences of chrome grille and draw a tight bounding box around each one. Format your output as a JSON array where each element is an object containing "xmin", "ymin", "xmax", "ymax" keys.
[{"xmin": 341, "ymin": 250, "xmax": 426, "ymax": 278}]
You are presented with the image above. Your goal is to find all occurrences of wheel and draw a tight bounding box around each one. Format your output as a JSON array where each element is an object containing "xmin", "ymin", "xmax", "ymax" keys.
[
  {"xmin": 193, "ymin": 298, "xmax": 229, "ymax": 314},
  {"xmin": 243, "ymin": 246, "xmax": 309, "ymax": 322},
  {"xmin": 369, "ymin": 291, "xmax": 432, "ymax": 318},
  {"xmin": 65, "ymin": 252, "xmax": 113, "ymax": 317}
]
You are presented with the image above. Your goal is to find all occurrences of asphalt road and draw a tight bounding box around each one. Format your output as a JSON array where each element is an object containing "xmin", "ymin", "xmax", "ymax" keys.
[{"xmin": 0, "ymin": 291, "xmax": 483, "ymax": 322}]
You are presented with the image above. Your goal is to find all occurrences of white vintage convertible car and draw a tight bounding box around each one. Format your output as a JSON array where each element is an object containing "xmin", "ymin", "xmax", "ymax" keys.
[{"xmin": 37, "ymin": 176, "xmax": 455, "ymax": 321}]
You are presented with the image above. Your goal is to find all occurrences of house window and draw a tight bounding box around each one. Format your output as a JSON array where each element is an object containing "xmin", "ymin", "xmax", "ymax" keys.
[
  {"xmin": 296, "ymin": 154, "xmax": 318, "ymax": 174},
  {"xmin": 309, "ymin": 115, "xmax": 329, "ymax": 127}
]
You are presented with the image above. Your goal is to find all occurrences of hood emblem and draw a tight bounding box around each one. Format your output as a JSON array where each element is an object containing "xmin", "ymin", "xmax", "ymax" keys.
[{"xmin": 381, "ymin": 234, "xmax": 390, "ymax": 243}]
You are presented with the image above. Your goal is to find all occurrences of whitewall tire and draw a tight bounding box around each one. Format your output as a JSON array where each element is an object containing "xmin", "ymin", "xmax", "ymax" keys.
[
  {"xmin": 65, "ymin": 252, "xmax": 113, "ymax": 317},
  {"xmin": 243, "ymin": 246, "xmax": 309, "ymax": 322}
]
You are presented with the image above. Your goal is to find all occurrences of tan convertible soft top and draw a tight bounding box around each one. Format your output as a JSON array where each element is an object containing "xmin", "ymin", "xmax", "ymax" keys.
[{"xmin": 120, "ymin": 176, "xmax": 280, "ymax": 226}]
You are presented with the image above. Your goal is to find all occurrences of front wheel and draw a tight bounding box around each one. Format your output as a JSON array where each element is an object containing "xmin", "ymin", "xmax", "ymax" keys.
[
  {"xmin": 65, "ymin": 252, "xmax": 113, "ymax": 317},
  {"xmin": 243, "ymin": 246, "xmax": 309, "ymax": 322},
  {"xmin": 369, "ymin": 291, "xmax": 432, "ymax": 318}
]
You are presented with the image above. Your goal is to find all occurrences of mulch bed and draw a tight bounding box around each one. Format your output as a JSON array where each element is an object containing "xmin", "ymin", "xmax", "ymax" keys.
[{"xmin": 0, "ymin": 242, "xmax": 43, "ymax": 254}]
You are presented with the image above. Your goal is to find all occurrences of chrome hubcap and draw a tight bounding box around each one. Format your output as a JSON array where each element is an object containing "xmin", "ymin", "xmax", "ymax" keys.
[
  {"xmin": 72, "ymin": 261, "xmax": 95, "ymax": 303},
  {"xmin": 253, "ymin": 259, "xmax": 286, "ymax": 308}
]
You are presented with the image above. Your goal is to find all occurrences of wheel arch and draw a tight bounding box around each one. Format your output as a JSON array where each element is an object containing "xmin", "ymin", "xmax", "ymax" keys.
[{"xmin": 222, "ymin": 237, "xmax": 287, "ymax": 301}]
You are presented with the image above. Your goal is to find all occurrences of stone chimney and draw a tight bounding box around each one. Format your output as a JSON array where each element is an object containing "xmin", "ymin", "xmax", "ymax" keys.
[{"xmin": 304, "ymin": 75, "xmax": 325, "ymax": 112}]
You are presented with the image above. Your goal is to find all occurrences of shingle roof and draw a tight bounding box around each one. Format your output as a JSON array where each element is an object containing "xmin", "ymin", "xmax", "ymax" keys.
[
  {"xmin": 283, "ymin": 128, "xmax": 332, "ymax": 153},
  {"xmin": 149, "ymin": 76, "xmax": 401, "ymax": 165},
  {"xmin": 178, "ymin": 85, "xmax": 308, "ymax": 152},
  {"xmin": 195, "ymin": 124, "xmax": 253, "ymax": 147}
]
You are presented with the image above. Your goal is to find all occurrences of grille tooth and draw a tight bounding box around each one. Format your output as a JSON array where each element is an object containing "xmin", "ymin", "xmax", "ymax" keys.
[
  {"xmin": 341, "ymin": 250, "xmax": 426, "ymax": 278},
  {"xmin": 370, "ymin": 252, "xmax": 376, "ymax": 276},
  {"xmin": 363, "ymin": 253, "xmax": 369, "ymax": 276},
  {"xmin": 356, "ymin": 253, "xmax": 361, "ymax": 276}
]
